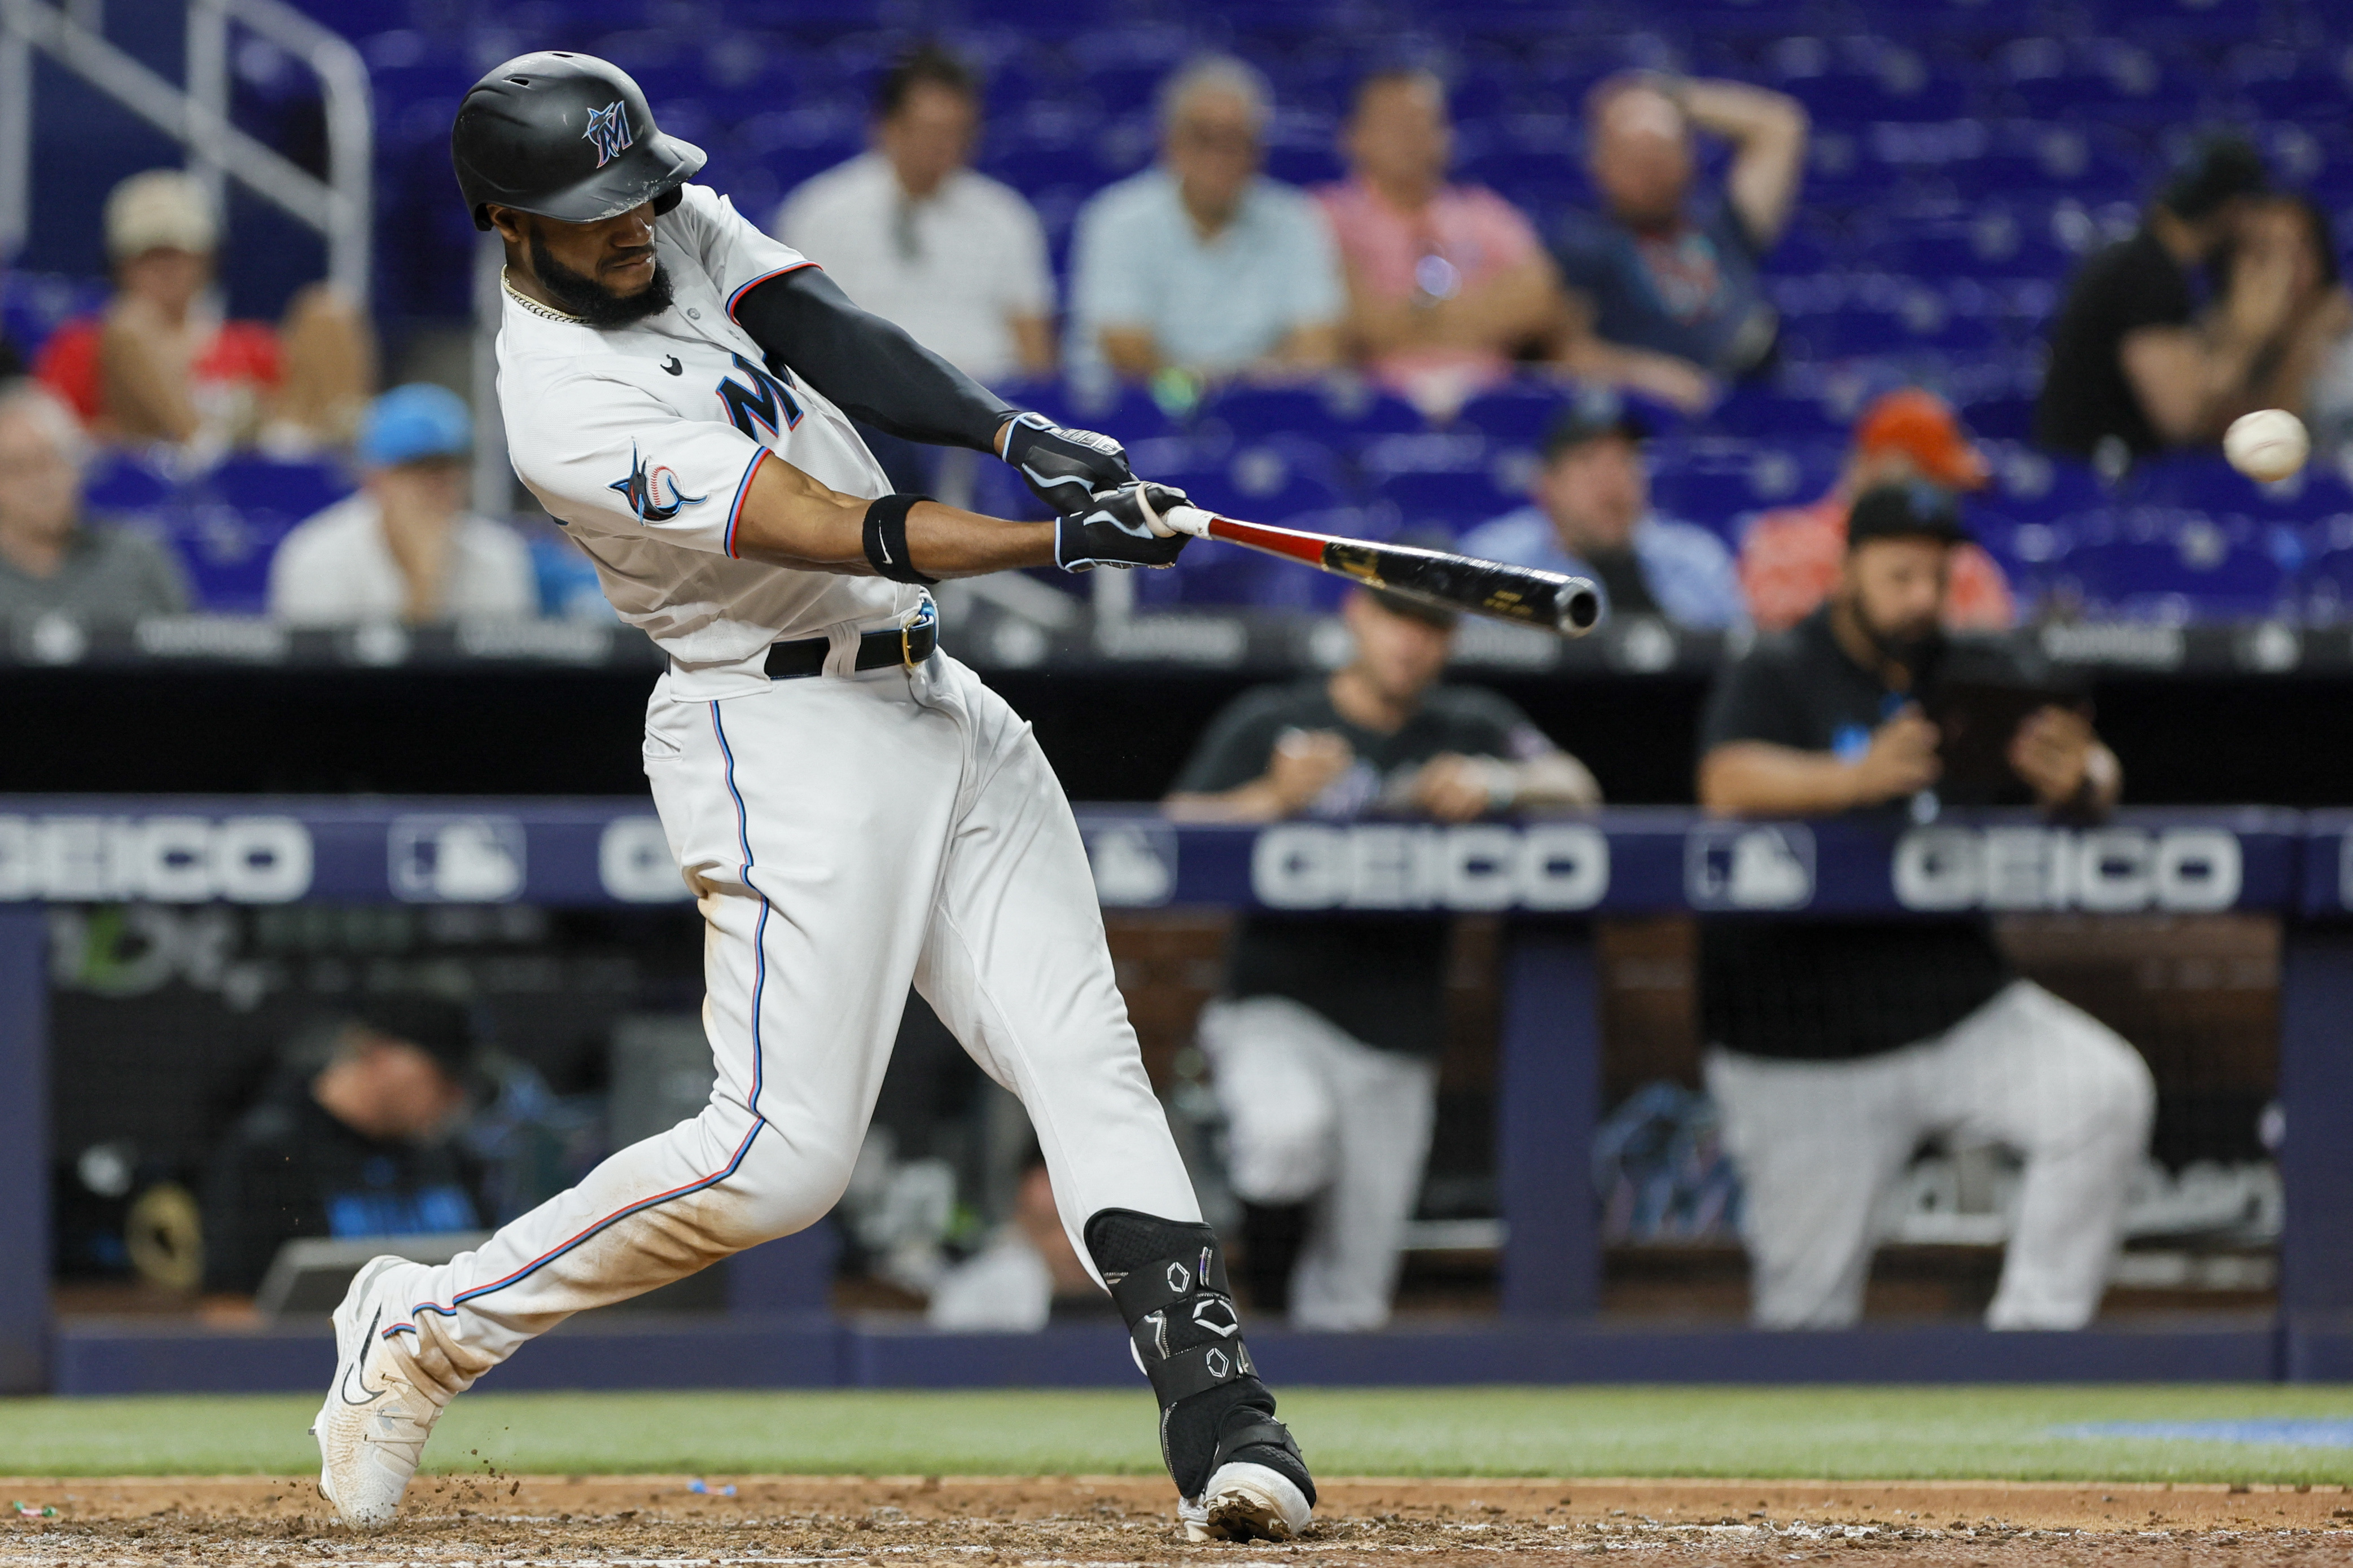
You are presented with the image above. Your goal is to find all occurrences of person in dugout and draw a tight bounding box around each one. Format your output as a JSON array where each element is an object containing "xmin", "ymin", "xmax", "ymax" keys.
[
  {"xmin": 201, "ymin": 995, "xmax": 484, "ymax": 1295},
  {"xmin": 1164, "ymin": 585, "xmax": 1600, "ymax": 1329},
  {"xmin": 1695, "ymin": 482, "xmax": 2155, "ymax": 1330}
]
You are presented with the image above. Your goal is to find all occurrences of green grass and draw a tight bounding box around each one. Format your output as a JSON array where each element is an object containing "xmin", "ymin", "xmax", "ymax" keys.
[{"xmin": 0, "ymin": 1387, "xmax": 2348, "ymax": 1484}]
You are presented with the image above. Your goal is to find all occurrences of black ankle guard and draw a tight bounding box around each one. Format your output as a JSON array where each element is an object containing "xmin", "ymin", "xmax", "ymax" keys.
[{"xmin": 1085, "ymin": 1209, "xmax": 1312, "ymax": 1505}]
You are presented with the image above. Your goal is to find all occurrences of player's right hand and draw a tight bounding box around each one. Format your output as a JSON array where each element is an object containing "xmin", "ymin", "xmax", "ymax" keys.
[
  {"xmin": 1848, "ymin": 705, "xmax": 1942, "ymax": 805},
  {"xmin": 1001, "ymin": 412, "xmax": 1137, "ymax": 515},
  {"xmin": 1054, "ymin": 482, "xmax": 1192, "ymax": 572}
]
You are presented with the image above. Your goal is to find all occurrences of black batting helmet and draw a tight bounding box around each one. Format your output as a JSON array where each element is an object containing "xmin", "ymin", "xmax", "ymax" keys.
[{"xmin": 452, "ymin": 52, "xmax": 706, "ymax": 232}]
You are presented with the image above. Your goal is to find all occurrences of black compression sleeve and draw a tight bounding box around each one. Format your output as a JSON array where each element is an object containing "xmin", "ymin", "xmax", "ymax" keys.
[{"xmin": 730, "ymin": 266, "xmax": 1017, "ymax": 454}]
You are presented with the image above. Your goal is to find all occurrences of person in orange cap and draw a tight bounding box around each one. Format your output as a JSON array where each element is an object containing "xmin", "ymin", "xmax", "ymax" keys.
[{"xmin": 1736, "ymin": 388, "xmax": 2014, "ymax": 632}]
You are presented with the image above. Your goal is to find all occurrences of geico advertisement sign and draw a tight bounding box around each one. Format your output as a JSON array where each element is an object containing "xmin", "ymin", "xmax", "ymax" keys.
[
  {"xmin": 1251, "ymin": 823, "xmax": 1610, "ymax": 911},
  {"xmin": 0, "ymin": 815, "xmax": 313, "ymax": 902},
  {"xmin": 1892, "ymin": 825, "xmax": 2241, "ymax": 912}
]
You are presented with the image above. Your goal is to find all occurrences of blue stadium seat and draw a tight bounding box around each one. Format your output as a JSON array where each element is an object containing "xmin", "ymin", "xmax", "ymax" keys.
[
  {"xmin": 1143, "ymin": 440, "xmax": 1355, "ymax": 528},
  {"xmin": 81, "ymin": 453, "xmax": 176, "ymax": 517},
  {"xmin": 1, "ymin": 271, "xmax": 107, "ymax": 362},
  {"xmin": 2056, "ymin": 510, "xmax": 2295, "ymax": 622},
  {"xmin": 1196, "ymin": 382, "xmax": 1422, "ymax": 450},
  {"xmin": 1455, "ymin": 384, "xmax": 1572, "ymax": 447},
  {"xmin": 1368, "ymin": 467, "xmax": 1521, "ymax": 538}
]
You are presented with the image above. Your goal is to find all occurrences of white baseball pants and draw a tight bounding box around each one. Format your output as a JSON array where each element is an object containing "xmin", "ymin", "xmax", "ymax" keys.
[
  {"xmin": 1705, "ymin": 978, "xmax": 2155, "ymax": 1331},
  {"xmin": 1197, "ymin": 995, "xmax": 1439, "ymax": 1332},
  {"xmin": 379, "ymin": 652, "xmax": 1200, "ymax": 1391}
]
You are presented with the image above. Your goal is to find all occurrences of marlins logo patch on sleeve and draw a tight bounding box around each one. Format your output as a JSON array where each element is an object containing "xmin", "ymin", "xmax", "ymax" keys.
[{"xmin": 610, "ymin": 442, "xmax": 706, "ymax": 522}]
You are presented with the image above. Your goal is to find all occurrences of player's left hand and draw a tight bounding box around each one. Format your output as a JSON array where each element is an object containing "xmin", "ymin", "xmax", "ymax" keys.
[
  {"xmin": 1054, "ymin": 482, "xmax": 1192, "ymax": 572},
  {"xmin": 1001, "ymin": 412, "xmax": 1137, "ymax": 514}
]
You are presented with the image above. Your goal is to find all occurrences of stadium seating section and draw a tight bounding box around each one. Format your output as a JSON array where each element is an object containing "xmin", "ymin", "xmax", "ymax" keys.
[{"xmin": 8, "ymin": 0, "xmax": 2353, "ymax": 622}]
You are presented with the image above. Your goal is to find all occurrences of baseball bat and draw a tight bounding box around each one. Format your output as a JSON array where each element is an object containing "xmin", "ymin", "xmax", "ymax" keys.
[{"xmin": 1160, "ymin": 506, "xmax": 1601, "ymax": 638}]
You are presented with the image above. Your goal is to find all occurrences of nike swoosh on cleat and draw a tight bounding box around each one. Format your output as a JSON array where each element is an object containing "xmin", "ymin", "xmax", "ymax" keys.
[{"xmin": 340, "ymin": 1306, "xmax": 388, "ymax": 1406}]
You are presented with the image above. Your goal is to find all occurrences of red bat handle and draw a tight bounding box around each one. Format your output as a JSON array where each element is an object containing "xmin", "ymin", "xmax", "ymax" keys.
[{"xmin": 1198, "ymin": 513, "xmax": 1333, "ymax": 565}]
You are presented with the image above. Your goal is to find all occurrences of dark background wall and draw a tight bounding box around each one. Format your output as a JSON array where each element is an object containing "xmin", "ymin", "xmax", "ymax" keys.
[{"xmin": 3, "ymin": 665, "xmax": 2350, "ymax": 805}]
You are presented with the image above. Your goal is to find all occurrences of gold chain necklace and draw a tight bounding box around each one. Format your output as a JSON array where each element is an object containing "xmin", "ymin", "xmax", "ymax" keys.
[{"xmin": 501, "ymin": 267, "xmax": 585, "ymax": 324}]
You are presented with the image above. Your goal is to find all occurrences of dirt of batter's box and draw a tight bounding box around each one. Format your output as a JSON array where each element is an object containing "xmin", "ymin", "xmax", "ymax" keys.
[{"xmin": 1, "ymin": 1476, "xmax": 2348, "ymax": 1565}]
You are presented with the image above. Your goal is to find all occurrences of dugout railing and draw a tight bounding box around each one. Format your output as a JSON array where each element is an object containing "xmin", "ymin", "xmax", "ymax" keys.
[{"xmin": 2, "ymin": 800, "xmax": 2349, "ymax": 1393}]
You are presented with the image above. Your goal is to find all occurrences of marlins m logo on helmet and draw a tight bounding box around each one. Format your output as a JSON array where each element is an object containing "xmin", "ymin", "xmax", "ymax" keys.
[{"xmin": 582, "ymin": 101, "xmax": 633, "ymax": 167}]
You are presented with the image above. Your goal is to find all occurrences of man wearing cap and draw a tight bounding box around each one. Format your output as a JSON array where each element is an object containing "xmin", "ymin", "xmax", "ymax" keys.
[
  {"xmin": 201, "ymin": 995, "xmax": 483, "ymax": 1297},
  {"xmin": 35, "ymin": 169, "xmax": 374, "ymax": 453},
  {"xmin": 1165, "ymin": 586, "xmax": 1600, "ymax": 1330},
  {"xmin": 1737, "ymin": 388, "xmax": 2014, "ymax": 633},
  {"xmin": 1696, "ymin": 483, "xmax": 2150, "ymax": 1332},
  {"xmin": 268, "ymin": 384, "xmax": 536, "ymax": 625},
  {"xmin": 1458, "ymin": 397, "xmax": 1745, "ymax": 630},
  {"xmin": 2037, "ymin": 135, "xmax": 2291, "ymax": 468}
]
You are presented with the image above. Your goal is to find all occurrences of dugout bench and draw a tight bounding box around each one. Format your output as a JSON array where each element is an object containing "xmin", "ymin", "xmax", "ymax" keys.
[{"xmin": 2, "ymin": 800, "xmax": 2350, "ymax": 1393}]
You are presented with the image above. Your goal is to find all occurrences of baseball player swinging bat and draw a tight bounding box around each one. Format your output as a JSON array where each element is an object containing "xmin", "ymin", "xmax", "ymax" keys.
[{"xmin": 1159, "ymin": 506, "xmax": 1602, "ymax": 637}]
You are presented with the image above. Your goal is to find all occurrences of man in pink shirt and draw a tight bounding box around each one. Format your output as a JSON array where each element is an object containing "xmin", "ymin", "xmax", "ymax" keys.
[{"xmin": 1318, "ymin": 70, "xmax": 1566, "ymax": 416}]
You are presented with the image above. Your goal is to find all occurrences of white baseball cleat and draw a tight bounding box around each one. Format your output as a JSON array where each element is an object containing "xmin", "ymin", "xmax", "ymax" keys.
[
  {"xmin": 310, "ymin": 1255, "xmax": 441, "ymax": 1528},
  {"xmin": 1180, "ymin": 1460, "xmax": 1314, "ymax": 1543}
]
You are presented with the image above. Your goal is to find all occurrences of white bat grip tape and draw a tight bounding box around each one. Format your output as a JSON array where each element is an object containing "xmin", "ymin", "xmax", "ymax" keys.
[{"xmin": 1161, "ymin": 504, "xmax": 1214, "ymax": 539}]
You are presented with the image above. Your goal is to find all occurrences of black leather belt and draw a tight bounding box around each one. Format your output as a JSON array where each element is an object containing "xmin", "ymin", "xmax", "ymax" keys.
[{"xmin": 763, "ymin": 601, "xmax": 937, "ymax": 680}]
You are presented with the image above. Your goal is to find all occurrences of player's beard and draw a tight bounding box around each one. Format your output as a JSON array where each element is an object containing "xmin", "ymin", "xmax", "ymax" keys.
[{"xmin": 529, "ymin": 232, "xmax": 676, "ymax": 328}]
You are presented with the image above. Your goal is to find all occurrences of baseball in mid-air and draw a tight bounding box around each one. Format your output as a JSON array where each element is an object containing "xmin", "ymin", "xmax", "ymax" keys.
[{"xmin": 2224, "ymin": 409, "xmax": 2311, "ymax": 483}]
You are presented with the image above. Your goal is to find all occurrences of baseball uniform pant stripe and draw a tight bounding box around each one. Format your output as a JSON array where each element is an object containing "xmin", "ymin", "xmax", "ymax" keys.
[
  {"xmin": 365, "ymin": 655, "xmax": 1200, "ymax": 1395},
  {"xmin": 712, "ymin": 699, "xmax": 770, "ymax": 1117},
  {"xmin": 383, "ymin": 1115, "xmax": 767, "ymax": 1335}
]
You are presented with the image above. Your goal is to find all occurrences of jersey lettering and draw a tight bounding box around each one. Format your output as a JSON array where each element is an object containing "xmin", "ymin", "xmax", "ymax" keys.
[{"xmin": 716, "ymin": 352, "xmax": 803, "ymax": 441}]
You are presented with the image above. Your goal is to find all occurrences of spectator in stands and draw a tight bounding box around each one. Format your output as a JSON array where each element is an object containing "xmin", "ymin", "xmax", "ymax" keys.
[
  {"xmin": 1165, "ymin": 586, "xmax": 1600, "ymax": 1329},
  {"xmin": 1738, "ymin": 388, "xmax": 2014, "ymax": 632},
  {"xmin": 1553, "ymin": 73, "xmax": 1808, "ymax": 407},
  {"xmin": 2036, "ymin": 135, "xmax": 2301, "ymax": 471},
  {"xmin": 2258, "ymin": 195, "xmax": 2353, "ymax": 459},
  {"xmin": 1067, "ymin": 57, "xmax": 1344, "ymax": 395},
  {"xmin": 1319, "ymin": 69, "xmax": 1565, "ymax": 417},
  {"xmin": 268, "ymin": 384, "xmax": 537, "ymax": 625},
  {"xmin": 1697, "ymin": 484, "xmax": 2152, "ymax": 1332},
  {"xmin": 200, "ymin": 994, "xmax": 483, "ymax": 1295},
  {"xmin": 37, "ymin": 170, "xmax": 374, "ymax": 456},
  {"xmin": 775, "ymin": 46, "xmax": 1055, "ymax": 385},
  {"xmin": 1460, "ymin": 393, "xmax": 1743, "ymax": 628},
  {"xmin": 0, "ymin": 380, "xmax": 189, "ymax": 623}
]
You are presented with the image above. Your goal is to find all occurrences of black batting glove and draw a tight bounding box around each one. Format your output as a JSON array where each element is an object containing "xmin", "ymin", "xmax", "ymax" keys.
[
  {"xmin": 1054, "ymin": 482, "xmax": 1193, "ymax": 572},
  {"xmin": 1001, "ymin": 412, "xmax": 1136, "ymax": 514}
]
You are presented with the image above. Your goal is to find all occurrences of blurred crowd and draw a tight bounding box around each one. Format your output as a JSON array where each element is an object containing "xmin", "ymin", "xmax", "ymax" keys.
[{"xmin": 0, "ymin": 45, "xmax": 2341, "ymax": 632}]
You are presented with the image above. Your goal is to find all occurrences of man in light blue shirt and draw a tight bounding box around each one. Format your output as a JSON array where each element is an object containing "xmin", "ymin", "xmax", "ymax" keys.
[
  {"xmin": 1460, "ymin": 394, "xmax": 1745, "ymax": 630},
  {"xmin": 1067, "ymin": 57, "xmax": 1345, "ymax": 391}
]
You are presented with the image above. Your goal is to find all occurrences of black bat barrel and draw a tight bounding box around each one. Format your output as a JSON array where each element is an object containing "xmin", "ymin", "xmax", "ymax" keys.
[{"xmin": 1327, "ymin": 541, "xmax": 1603, "ymax": 638}]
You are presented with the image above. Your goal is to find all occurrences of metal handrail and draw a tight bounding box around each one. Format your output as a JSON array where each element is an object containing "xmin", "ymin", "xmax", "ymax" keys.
[{"xmin": 0, "ymin": 0, "xmax": 371, "ymax": 302}]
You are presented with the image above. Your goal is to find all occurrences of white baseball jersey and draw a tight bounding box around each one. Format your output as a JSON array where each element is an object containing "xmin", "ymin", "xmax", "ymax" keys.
[{"xmin": 497, "ymin": 182, "xmax": 923, "ymax": 685}]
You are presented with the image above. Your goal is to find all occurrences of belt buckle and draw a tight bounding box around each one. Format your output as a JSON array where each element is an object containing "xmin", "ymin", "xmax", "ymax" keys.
[{"xmin": 901, "ymin": 595, "xmax": 937, "ymax": 671}]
